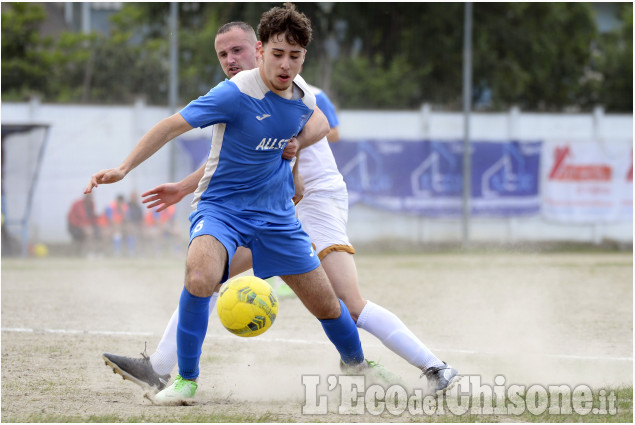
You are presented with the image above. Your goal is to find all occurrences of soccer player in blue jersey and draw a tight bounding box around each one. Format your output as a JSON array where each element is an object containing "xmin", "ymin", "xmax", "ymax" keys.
[
  {"xmin": 85, "ymin": 3, "xmax": 367, "ymax": 404},
  {"xmin": 99, "ymin": 19, "xmax": 459, "ymax": 397}
]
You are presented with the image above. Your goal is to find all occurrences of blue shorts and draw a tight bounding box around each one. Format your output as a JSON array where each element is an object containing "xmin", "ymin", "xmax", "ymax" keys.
[{"xmin": 188, "ymin": 208, "xmax": 320, "ymax": 283}]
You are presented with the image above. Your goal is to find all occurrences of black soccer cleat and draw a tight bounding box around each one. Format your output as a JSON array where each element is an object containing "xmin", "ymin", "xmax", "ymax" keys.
[{"xmin": 102, "ymin": 351, "xmax": 170, "ymax": 393}]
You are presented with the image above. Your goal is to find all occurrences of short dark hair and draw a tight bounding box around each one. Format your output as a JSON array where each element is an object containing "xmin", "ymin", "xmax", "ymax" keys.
[
  {"xmin": 257, "ymin": 3, "xmax": 312, "ymax": 48},
  {"xmin": 216, "ymin": 21, "xmax": 257, "ymax": 42},
  {"xmin": 217, "ymin": 21, "xmax": 255, "ymax": 37}
]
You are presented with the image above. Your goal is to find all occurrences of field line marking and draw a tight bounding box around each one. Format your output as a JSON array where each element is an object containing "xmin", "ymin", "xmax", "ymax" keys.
[
  {"xmin": 1, "ymin": 327, "xmax": 153, "ymax": 336},
  {"xmin": 544, "ymin": 353, "xmax": 633, "ymax": 362},
  {"xmin": 3, "ymin": 327, "xmax": 631, "ymax": 362},
  {"xmin": 207, "ymin": 334, "xmax": 634, "ymax": 362}
]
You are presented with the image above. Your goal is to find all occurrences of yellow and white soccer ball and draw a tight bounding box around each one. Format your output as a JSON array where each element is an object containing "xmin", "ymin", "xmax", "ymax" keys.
[{"xmin": 217, "ymin": 276, "xmax": 279, "ymax": 337}]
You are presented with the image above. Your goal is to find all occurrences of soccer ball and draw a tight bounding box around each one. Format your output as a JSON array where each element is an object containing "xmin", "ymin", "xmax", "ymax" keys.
[{"xmin": 217, "ymin": 276, "xmax": 279, "ymax": 337}]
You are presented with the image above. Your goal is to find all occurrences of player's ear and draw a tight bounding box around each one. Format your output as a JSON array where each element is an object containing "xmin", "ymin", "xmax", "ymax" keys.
[{"xmin": 255, "ymin": 41, "xmax": 263, "ymax": 60}]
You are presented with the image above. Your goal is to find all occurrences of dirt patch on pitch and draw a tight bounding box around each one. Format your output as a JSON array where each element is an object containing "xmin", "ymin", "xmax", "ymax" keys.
[{"xmin": 1, "ymin": 253, "xmax": 632, "ymax": 422}]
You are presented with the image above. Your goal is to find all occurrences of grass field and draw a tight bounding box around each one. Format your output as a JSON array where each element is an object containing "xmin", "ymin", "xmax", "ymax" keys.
[{"xmin": 1, "ymin": 251, "xmax": 632, "ymax": 422}]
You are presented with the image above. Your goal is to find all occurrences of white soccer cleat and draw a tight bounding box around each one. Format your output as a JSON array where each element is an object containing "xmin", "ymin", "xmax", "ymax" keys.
[{"xmin": 152, "ymin": 375, "xmax": 198, "ymax": 405}]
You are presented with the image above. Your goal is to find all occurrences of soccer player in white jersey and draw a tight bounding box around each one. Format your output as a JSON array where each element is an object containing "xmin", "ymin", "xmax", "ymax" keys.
[
  {"xmin": 100, "ymin": 18, "xmax": 459, "ymax": 396},
  {"xmin": 86, "ymin": 4, "xmax": 369, "ymax": 404}
]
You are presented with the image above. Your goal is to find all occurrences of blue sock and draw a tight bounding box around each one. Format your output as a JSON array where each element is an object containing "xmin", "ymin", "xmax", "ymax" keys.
[
  {"xmin": 176, "ymin": 287, "xmax": 211, "ymax": 380},
  {"xmin": 319, "ymin": 300, "xmax": 365, "ymax": 365},
  {"xmin": 127, "ymin": 236, "xmax": 135, "ymax": 254}
]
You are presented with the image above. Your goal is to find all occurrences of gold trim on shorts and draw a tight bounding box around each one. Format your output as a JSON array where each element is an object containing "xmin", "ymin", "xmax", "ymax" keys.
[{"xmin": 316, "ymin": 244, "xmax": 355, "ymax": 261}]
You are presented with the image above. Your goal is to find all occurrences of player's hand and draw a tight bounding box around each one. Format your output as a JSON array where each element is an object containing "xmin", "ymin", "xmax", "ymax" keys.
[
  {"xmin": 84, "ymin": 168, "xmax": 126, "ymax": 194},
  {"xmin": 141, "ymin": 183, "xmax": 184, "ymax": 212},
  {"xmin": 282, "ymin": 138, "xmax": 299, "ymax": 160}
]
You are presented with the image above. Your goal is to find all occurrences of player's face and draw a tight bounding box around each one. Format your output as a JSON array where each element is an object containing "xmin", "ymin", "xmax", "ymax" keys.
[
  {"xmin": 215, "ymin": 27, "xmax": 261, "ymax": 78},
  {"xmin": 259, "ymin": 34, "xmax": 306, "ymax": 97}
]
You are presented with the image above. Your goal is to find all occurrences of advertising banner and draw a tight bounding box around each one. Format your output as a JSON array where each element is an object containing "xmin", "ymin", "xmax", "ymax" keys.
[
  {"xmin": 331, "ymin": 140, "xmax": 541, "ymax": 217},
  {"xmin": 542, "ymin": 141, "xmax": 633, "ymax": 223}
]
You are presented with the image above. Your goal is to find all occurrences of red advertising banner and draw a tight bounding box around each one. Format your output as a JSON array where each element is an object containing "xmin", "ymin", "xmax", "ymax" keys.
[{"xmin": 543, "ymin": 141, "xmax": 633, "ymax": 223}]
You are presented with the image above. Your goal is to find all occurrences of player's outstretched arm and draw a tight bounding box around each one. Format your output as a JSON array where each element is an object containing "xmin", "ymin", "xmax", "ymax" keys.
[
  {"xmin": 327, "ymin": 126, "xmax": 340, "ymax": 143},
  {"xmin": 295, "ymin": 105, "xmax": 329, "ymax": 150},
  {"xmin": 84, "ymin": 113, "xmax": 193, "ymax": 194},
  {"xmin": 142, "ymin": 163, "xmax": 205, "ymax": 212}
]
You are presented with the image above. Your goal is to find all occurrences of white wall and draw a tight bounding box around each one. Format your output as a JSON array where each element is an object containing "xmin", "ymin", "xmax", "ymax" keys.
[
  {"xmin": 2, "ymin": 99, "xmax": 206, "ymax": 244},
  {"xmin": 1, "ymin": 100, "xmax": 632, "ymax": 247},
  {"xmin": 338, "ymin": 106, "xmax": 632, "ymax": 246}
]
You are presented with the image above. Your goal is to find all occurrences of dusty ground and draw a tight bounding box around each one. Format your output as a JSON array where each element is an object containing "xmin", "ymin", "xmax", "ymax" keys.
[{"xmin": 1, "ymin": 251, "xmax": 632, "ymax": 422}]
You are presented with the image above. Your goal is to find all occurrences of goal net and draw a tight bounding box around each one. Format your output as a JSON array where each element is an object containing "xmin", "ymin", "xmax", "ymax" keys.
[{"xmin": 1, "ymin": 124, "xmax": 50, "ymax": 256}]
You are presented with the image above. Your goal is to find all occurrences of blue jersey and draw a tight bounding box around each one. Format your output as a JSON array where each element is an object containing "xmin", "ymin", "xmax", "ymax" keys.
[
  {"xmin": 313, "ymin": 87, "xmax": 339, "ymax": 129},
  {"xmin": 180, "ymin": 68, "xmax": 315, "ymax": 223}
]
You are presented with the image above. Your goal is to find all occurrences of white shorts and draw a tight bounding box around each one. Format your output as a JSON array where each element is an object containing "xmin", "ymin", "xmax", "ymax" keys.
[{"xmin": 295, "ymin": 192, "xmax": 355, "ymax": 260}]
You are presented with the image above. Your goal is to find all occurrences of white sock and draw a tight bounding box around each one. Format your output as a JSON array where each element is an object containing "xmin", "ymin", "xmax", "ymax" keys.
[
  {"xmin": 356, "ymin": 300, "xmax": 444, "ymax": 371},
  {"xmin": 150, "ymin": 292, "xmax": 219, "ymax": 376}
]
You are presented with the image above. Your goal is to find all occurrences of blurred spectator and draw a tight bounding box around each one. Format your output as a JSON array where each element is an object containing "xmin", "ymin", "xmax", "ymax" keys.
[
  {"xmin": 95, "ymin": 209, "xmax": 111, "ymax": 254},
  {"xmin": 67, "ymin": 193, "xmax": 98, "ymax": 256},
  {"xmin": 105, "ymin": 194, "xmax": 128, "ymax": 256},
  {"xmin": 144, "ymin": 205, "xmax": 181, "ymax": 256},
  {"xmin": 125, "ymin": 191, "xmax": 144, "ymax": 256}
]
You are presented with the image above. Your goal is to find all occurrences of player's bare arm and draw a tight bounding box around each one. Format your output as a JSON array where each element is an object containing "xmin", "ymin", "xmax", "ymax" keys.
[
  {"xmin": 142, "ymin": 163, "xmax": 205, "ymax": 212},
  {"xmin": 84, "ymin": 113, "xmax": 193, "ymax": 194},
  {"xmin": 143, "ymin": 128, "xmax": 297, "ymax": 208},
  {"xmin": 326, "ymin": 126, "xmax": 340, "ymax": 143},
  {"xmin": 292, "ymin": 152, "xmax": 305, "ymax": 204}
]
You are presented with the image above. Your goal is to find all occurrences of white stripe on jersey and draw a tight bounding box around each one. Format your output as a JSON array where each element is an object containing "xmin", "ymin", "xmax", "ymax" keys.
[
  {"xmin": 230, "ymin": 70, "xmax": 267, "ymax": 100},
  {"xmin": 192, "ymin": 123, "xmax": 226, "ymax": 210}
]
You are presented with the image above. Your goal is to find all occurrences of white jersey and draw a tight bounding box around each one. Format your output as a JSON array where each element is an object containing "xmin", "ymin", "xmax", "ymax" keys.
[
  {"xmin": 297, "ymin": 138, "xmax": 347, "ymax": 197},
  {"xmin": 298, "ymin": 86, "xmax": 347, "ymax": 198}
]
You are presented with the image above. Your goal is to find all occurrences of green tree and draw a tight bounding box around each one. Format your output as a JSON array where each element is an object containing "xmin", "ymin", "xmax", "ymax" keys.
[
  {"xmin": 311, "ymin": 3, "xmax": 463, "ymax": 109},
  {"xmin": 46, "ymin": 31, "xmax": 95, "ymax": 102},
  {"xmin": 593, "ymin": 3, "xmax": 633, "ymax": 112},
  {"xmin": 472, "ymin": 3, "xmax": 597, "ymax": 111},
  {"xmin": 1, "ymin": 2, "xmax": 52, "ymax": 100},
  {"xmin": 322, "ymin": 3, "xmax": 600, "ymax": 111},
  {"xmin": 331, "ymin": 54, "xmax": 427, "ymax": 109},
  {"xmin": 71, "ymin": 3, "xmax": 169, "ymax": 104},
  {"xmin": 2, "ymin": 2, "xmax": 630, "ymax": 112}
]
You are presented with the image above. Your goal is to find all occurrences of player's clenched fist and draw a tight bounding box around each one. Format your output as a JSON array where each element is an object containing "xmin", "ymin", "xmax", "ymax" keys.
[
  {"xmin": 282, "ymin": 137, "xmax": 298, "ymax": 160},
  {"xmin": 84, "ymin": 168, "xmax": 126, "ymax": 194}
]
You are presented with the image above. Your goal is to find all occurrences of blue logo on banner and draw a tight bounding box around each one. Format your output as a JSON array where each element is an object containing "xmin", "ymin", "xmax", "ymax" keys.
[{"xmin": 413, "ymin": 141, "xmax": 464, "ymax": 197}]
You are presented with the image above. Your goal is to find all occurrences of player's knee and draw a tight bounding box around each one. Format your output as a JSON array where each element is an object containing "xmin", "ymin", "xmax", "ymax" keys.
[
  {"xmin": 339, "ymin": 297, "xmax": 365, "ymax": 323},
  {"xmin": 314, "ymin": 298, "xmax": 342, "ymax": 320},
  {"xmin": 185, "ymin": 267, "xmax": 217, "ymax": 297},
  {"xmin": 348, "ymin": 310, "xmax": 360, "ymax": 323}
]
